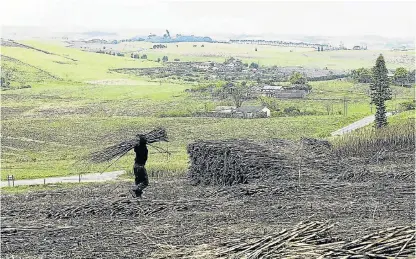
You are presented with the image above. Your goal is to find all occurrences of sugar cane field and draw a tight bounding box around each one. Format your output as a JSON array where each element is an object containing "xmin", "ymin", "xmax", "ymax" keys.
[{"xmin": 1, "ymin": 29, "xmax": 415, "ymax": 258}]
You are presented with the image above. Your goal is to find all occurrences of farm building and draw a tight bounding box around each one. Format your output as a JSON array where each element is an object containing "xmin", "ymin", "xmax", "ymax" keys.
[
  {"xmin": 212, "ymin": 106, "xmax": 270, "ymax": 118},
  {"xmin": 236, "ymin": 106, "xmax": 271, "ymax": 118},
  {"xmin": 260, "ymin": 85, "xmax": 284, "ymax": 97},
  {"xmin": 387, "ymin": 72, "xmax": 395, "ymax": 81},
  {"xmin": 274, "ymin": 89, "xmax": 308, "ymax": 99},
  {"xmin": 257, "ymin": 85, "xmax": 308, "ymax": 99},
  {"xmin": 215, "ymin": 106, "xmax": 236, "ymax": 114}
]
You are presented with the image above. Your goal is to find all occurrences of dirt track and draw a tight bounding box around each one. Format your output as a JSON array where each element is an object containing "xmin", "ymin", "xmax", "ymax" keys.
[{"xmin": 1, "ymin": 148, "xmax": 414, "ymax": 258}]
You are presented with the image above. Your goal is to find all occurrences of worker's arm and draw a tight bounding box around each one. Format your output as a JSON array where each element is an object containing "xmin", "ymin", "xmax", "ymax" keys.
[{"xmin": 144, "ymin": 147, "xmax": 148, "ymax": 163}]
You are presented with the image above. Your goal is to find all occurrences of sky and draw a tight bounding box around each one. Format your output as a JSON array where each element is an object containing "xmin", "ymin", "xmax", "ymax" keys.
[{"xmin": 1, "ymin": 0, "xmax": 415, "ymax": 38}]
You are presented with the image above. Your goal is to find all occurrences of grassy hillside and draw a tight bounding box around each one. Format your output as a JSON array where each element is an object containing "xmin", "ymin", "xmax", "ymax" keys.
[{"xmin": 1, "ymin": 40, "xmax": 414, "ymax": 180}]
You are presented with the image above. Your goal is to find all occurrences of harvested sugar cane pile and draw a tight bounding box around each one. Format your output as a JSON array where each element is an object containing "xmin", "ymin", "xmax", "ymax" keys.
[
  {"xmin": 187, "ymin": 140, "xmax": 293, "ymax": 185},
  {"xmin": 187, "ymin": 138, "xmax": 344, "ymax": 185},
  {"xmin": 216, "ymin": 221, "xmax": 416, "ymax": 258},
  {"xmin": 86, "ymin": 127, "xmax": 168, "ymax": 163}
]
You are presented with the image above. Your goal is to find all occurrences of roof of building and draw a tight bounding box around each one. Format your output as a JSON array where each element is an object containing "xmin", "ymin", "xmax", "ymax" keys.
[
  {"xmin": 262, "ymin": 85, "xmax": 283, "ymax": 90},
  {"xmin": 236, "ymin": 106, "xmax": 268, "ymax": 113},
  {"xmin": 215, "ymin": 106, "xmax": 236, "ymax": 111}
]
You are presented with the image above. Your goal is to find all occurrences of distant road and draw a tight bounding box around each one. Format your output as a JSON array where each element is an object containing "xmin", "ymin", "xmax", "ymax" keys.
[
  {"xmin": 331, "ymin": 112, "xmax": 393, "ymax": 136},
  {"xmin": 1, "ymin": 171, "xmax": 125, "ymax": 188}
]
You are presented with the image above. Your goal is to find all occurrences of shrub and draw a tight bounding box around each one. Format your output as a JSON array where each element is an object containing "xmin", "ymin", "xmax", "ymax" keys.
[
  {"xmin": 249, "ymin": 62, "xmax": 259, "ymax": 69},
  {"xmin": 283, "ymin": 106, "xmax": 301, "ymax": 115},
  {"xmin": 399, "ymin": 100, "xmax": 416, "ymax": 111}
]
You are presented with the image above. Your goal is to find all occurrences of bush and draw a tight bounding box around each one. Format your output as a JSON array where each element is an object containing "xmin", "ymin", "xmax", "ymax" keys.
[
  {"xmin": 249, "ymin": 62, "xmax": 259, "ymax": 69},
  {"xmin": 399, "ymin": 100, "xmax": 416, "ymax": 111},
  {"xmin": 283, "ymin": 106, "xmax": 301, "ymax": 115}
]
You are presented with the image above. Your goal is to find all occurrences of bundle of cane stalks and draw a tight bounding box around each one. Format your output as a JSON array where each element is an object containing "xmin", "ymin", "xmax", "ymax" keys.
[{"xmin": 86, "ymin": 127, "xmax": 168, "ymax": 163}]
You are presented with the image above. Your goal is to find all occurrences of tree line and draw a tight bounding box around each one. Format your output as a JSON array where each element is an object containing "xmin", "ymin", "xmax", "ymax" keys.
[{"xmin": 351, "ymin": 66, "xmax": 415, "ymax": 87}]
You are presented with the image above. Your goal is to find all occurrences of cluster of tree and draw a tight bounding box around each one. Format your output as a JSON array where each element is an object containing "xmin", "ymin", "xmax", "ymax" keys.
[
  {"xmin": 217, "ymin": 81, "xmax": 252, "ymax": 108},
  {"xmin": 351, "ymin": 67, "xmax": 415, "ymax": 87},
  {"xmin": 1, "ymin": 76, "xmax": 10, "ymax": 88},
  {"xmin": 1, "ymin": 66, "xmax": 17, "ymax": 89},
  {"xmin": 289, "ymin": 72, "xmax": 308, "ymax": 85},
  {"xmin": 96, "ymin": 50, "xmax": 124, "ymax": 56},
  {"xmin": 162, "ymin": 56, "xmax": 169, "ymax": 62},
  {"xmin": 131, "ymin": 54, "xmax": 147, "ymax": 59},
  {"xmin": 317, "ymin": 46, "xmax": 324, "ymax": 51},
  {"xmin": 351, "ymin": 68, "xmax": 373, "ymax": 83},
  {"xmin": 153, "ymin": 44, "xmax": 167, "ymax": 49},
  {"xmin": 393, "ymin": 67, "xmax": 415, "ymax": 87},
  {"xmin": 1, "ymin": 66, "xmax": 31, "ymax": 90}
]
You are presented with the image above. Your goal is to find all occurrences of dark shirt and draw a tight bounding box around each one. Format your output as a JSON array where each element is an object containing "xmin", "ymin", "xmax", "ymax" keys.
[{"xmin": 134, "ymin": 144, "xmax": 148, "ymax": 165}]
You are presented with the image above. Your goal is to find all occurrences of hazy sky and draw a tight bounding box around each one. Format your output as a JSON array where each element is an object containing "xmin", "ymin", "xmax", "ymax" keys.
[{"xmin": 1, "ymin": 0, "xmax": 415, "ymax": 38}]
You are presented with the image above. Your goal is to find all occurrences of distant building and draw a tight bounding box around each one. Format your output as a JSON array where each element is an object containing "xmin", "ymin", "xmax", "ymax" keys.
[
  {"xmin": 212, "ymin": 106, "xmax": 270, "ymax": 118},
  {"xmin": 258, "ymin": 85, "xmax": 308, "ymax": 99},
  {"xmin": 236, "ymin": 106, "xmax": 271, "ymax": 118},
  {"xmin": 215, "ymin": 106, "xmax": 236, "ymax": 113},
  {"xmin": 387, "ymin": 72, "xmax": 395, "ymax": 79},
  {"xmin": 274, "ymin": 90, "xmax": 307, "ymax": 99},
  {"xmin": 260, "ymin": 85, "xmax": 284, "ymax": 97}
]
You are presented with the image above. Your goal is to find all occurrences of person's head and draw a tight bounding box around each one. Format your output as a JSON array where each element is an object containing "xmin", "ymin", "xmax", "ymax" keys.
[{"xmin": 139, "ymin": 135, "xmax": 147, "ymax": 145}]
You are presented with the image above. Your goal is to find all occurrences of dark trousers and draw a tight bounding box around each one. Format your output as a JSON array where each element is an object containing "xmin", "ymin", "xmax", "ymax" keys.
[{"xmin": 133, "ymin": 163, "xmax": 149, "ymax": 196}]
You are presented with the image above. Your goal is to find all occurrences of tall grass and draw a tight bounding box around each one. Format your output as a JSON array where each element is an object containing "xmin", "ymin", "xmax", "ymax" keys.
[{"xmin": 332, "ymin": 120, "xmax": 415, "ymax": 157}]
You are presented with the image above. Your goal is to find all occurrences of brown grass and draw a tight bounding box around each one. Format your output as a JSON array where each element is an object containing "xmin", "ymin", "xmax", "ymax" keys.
[{"xmin": 332, "ymin": 121, "xmax": 415, "ymax": 157}]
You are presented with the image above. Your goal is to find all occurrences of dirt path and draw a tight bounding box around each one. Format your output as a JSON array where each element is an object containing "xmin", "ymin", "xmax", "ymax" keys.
[
  {"xmin": 1, "ymin": 171, "xmax": 126, "ymax": 188},
  {"xmin": 331, "ymin": 112, "xmax": 393, "ymax": 136}
]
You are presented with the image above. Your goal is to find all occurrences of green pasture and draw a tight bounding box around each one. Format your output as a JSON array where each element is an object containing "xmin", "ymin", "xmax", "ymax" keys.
[{"xmin": 88, "ymin": 41, "xmax": 415, "ymax": 70}]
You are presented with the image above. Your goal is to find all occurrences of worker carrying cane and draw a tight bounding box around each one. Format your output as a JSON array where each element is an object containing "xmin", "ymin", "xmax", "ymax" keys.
[{"xmin": 131, "ymin": 135, "xmax": 149, "ymax": 198}]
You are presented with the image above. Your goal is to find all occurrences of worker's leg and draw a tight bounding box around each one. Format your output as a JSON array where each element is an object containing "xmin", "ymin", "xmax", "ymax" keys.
[
  {"xmin": 135, "ymin": 165, "xmax": 147, "ymax": 197},
  {"xmin": 132, "ymin": 163, "xmax": 142, "ymax": 197},
  {"xmin": 135, "ymin": 166, "xmax": 150, "ymax": 197},
  {"xmin": 142, "ymin": 167, "xmax": 149, "ymax": 189}
]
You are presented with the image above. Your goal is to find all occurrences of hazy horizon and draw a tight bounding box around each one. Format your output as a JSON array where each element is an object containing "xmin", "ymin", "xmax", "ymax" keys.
[{"xmin": 1, "ymin": 0, "xmax": 415, "ymax": 40}]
